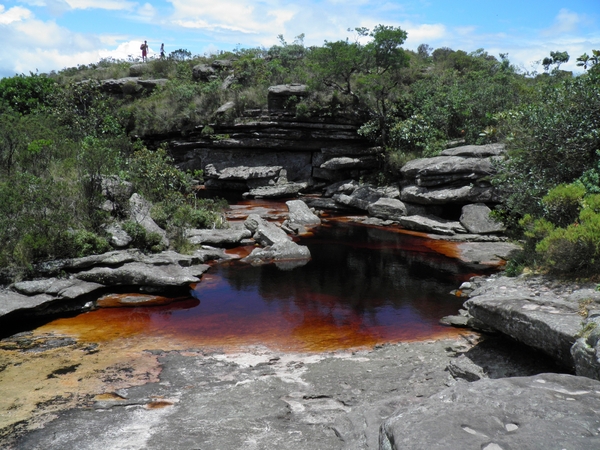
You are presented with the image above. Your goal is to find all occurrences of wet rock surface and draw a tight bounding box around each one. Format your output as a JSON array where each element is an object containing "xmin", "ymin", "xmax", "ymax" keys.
[{"xmin": 2, "ymin": 333, "xmax": 569, "ymax": 450}]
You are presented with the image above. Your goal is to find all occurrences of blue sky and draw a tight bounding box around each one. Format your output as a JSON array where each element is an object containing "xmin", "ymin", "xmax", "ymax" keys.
[{"xmin": 0, "ymin": 0, "xmax": 598, "ymax": 78}]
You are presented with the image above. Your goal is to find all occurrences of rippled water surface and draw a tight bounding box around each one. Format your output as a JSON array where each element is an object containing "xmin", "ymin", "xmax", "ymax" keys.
[{"xmin": 40, "ymin": 221, "xmax": 480, "ymax": 351}]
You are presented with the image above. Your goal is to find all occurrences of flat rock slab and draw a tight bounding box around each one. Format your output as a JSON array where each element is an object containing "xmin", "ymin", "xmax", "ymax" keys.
[
  {"xmin": 186, "ymin": 228, "xmax": 252, "ymax": 246},
  {"xmin": 464, "ymin": 275, "xmax": 592, "ymax": 369},
  {"xmin": 454, "ymin": 241, "xmax": 521, "ymax": 267},
  {"xmin": 398, "ymin": 215, "xmax": 466, "ymax": 235},
  {"xmin": 381, "ymin": 373, "xmax": 600, "ymax": 450},
  {"xmin": 401, "ymin": 185, "xmax": 495, "ymax": 205}
]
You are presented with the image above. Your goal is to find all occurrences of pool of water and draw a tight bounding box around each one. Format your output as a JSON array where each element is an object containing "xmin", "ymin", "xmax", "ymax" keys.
[{"xmin": 38, "ymin": 221, "xmax": 481, "ymax": 352}]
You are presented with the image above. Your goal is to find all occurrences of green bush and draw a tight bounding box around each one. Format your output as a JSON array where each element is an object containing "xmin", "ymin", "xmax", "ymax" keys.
[
  {"xmin": 67, "ymin": 230, "xmax": 111, "ymax": 257},
  {"xmin": 122, "ymin": 220, "xmax": 163, "ymax": 253},
  {"xmin": 541, "ymin": 183, "xmax": 586, "ymax": 227}
]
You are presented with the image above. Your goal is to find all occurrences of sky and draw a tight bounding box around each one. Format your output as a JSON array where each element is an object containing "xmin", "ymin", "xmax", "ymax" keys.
[{"xmin": 0, "ymin": 0, "xmax": 599, "ymax": 79}]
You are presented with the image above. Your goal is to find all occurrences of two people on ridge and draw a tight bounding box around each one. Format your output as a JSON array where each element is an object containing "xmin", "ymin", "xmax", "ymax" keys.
[{"xmin": 140, "ymin": 41, "xmax": 166, "ymax": 61}]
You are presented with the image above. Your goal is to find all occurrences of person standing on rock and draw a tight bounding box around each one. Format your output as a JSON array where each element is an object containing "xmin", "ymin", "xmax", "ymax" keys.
[
  {"xmin": 141, "ymin": 40, "xmax": 149, "ymax": 62},
  {"xmin": 160, "ymin": 43, "xmax": 165, "ymax": 59}
]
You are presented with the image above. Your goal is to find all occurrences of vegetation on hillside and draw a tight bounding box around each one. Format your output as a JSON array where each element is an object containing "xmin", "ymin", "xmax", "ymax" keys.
[{"xmin": 0, "ymin": 26, "xmax": 598, "ymax": 279}]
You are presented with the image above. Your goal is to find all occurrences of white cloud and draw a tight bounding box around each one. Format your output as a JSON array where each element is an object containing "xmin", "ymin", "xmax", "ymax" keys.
[
  {"xmin": 543, "ymin": 8, "xmax": 583, "ymax": 36},
  {"xmin": 167, "ymin": 0, "xmax": 298, "ymax": 37},
  {"xmin": 0, "ymin": 5, "xmax": 33, "ymax": 24},
  {"xmin": 64, "ymin": 0, "xmax": 136, "ymax": 11},
  {"xmin": 137, "ymin": 2, "xmax": 157, "ymax": 20},
  {"xmin": 402, "ymin": 22, "xmax": 446, "ymax": 46}
]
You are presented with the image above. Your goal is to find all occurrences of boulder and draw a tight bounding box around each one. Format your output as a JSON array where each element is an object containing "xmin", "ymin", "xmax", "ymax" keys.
[
  {"xmin": 128, "ymin": 193, "xmax": 169, "ymax": 247},
  {"xmin": 367, "ymin": 198, "xmax": 407, "ymax": 221},
  {"xmin": 380, "ymin": 373, "xmax": 600, "ymax": 450},
  {"xmin": 335, "ymin": 185, "xmax": 384, "ymax": 210},
  {"xmin": 242, "ymin": 214, "xmax": 311, "ymax": 265},
  {"xmin": 453, "ymin": 241, "xmax": 521, "ymax": 268},
  {"xmin": 75, "ymin": 262, "xmax": 209, "ymax": 287},
  {"xmin": 320, "ymin": 156, "xmax": 379, "ymax": 171},
  {"xmin": 244, "ymin": 214, "xmax": 291, "ymax": 246},
  {"xmin": 244, "ymin": 181, "xmax": 307, "ymax": 199},
  {"xmin": 214, "ymin": 101, "xmax": 235, "ymax": 115},
  {"xmin": 128, "ymin": 64, "xmax": 150, "ymax": 77},
  {"xmin": 460, "ymin": 203, "xmax": 505, "ymax": 234},
  {"xmin": 440, "ymin": 143, "xmax": 506, "ymax": 157},
  {"xmin": 242, "ymin": 239, "xmax": 311, "ymax": 265},
  {"xmin": 206, "ymin": 164, "xmax": 283, "ymax": 181},
  {"xmin": 285, "ymin": 200, "xmax": 321, "ymax": 227},
  {"xmin": 192, "ymin": 64, "xmax": 216, "ymax": 81},
  {"xmin": 401, "ymin": 155, "xmax": 495, "ymax": 186},
  {"xmin": 398, "ymin": 215, "xmax": 466, "ymax": 235},
  {"xmin": 267, "ymin": 84, "xmax": 308, "ymax": 114},
  {"xmin": 400, "ymin": 184, "xmax": 496, "ymax": 205},
  {"xmin": 571, "ymin": 310, "xmax": 600, "ymax": 380},
  {"xmin": 465, "ymin": 279, "xmax": 583, "ymax": 369},
  {"xmin": 104, "ymin": 223, "xmax": 132, "ymax": 248},
  {"xmin": 186, "ymin": 228, "xmax": 252, "ymax": 246}
]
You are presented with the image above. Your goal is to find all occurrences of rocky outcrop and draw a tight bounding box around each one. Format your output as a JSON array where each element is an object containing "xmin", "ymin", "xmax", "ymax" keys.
[
  {"xmin": 267, "ymin": 84, "xmax": 308, "ymax": 115},
  {"xmin": 460, "ymin": 274, "xmax": 600, "ymax": 376},
  {"xmin": 380, "ymin": 373, "xmax": 600, "ymax": 450},
  {"xmin": 400, "ymin": 143, "xmax": 504, "ymax": 205},
  {"xmin": 99, "ymin": 77, "xmax": 168, "ymax": 98},
  {"xmin": 0, "ymin": 249, "xmax": 225, "ymax": 325}
]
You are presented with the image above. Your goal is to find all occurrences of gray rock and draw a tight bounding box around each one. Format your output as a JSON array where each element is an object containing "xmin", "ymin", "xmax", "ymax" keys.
[
  {"xmin": 128, "ymin": 64, "xmax": 150, "ymax": 77},
  {"xmin": 465, "ymin": 293, "xmax": 583, "ymax": 369},
  {"xmin": 440, "ymin": 143, "xmax": 506, "ymax": 157},
  {"xmin": 192, "ymin": 63, "xmax": 216, "ymax": 81},
  {"xmin": 242, "ymin": 239, "xmax": 311, "ymax": 265},
  {"xmin": 398, "ymin": 215, "xmax": 467, "ymax": 235},
  {"xmin": 186, "ymin": 228, "xmax": 252, "ymax": 246},
  {"xmin": 128, "ymin": 193, "xmax": 169, "ymax": 247},
  {"xmin": 101, "ymin": 176, "xmax": 134, "ymax": 201},
  {"xmin": 0, "ymin": 290, "xmax": 56, "ymax": 317},
  {"xmin": 320, "ymin": 156, "xmax": 378, "ymax": 170},
  {"xmin": 324, "ymin": 179, "xmax": 359, "ymax": 197},
  {"xmin": 367, "ymin": 198, "xmax": 407, "ymax": 221},
  {"xmin": 244, "ymin": 214, "xmax": 291, "ymax": 246},
  {"xmin": 571, "ymin": 312, "xmax": 600, "ymax": 380},
  {"xmin": 104, "ymin": 223, "xmax": 132, "ymax": 248},
  {"xmin": 454, "ymin": 241, "xmax": 521, "ymax": 267},
  {"xmin": 400, "ymin": 184, "xmax": 496, "ymax": 205},
  {"xmin": 446, "ymin": 354, "xmax": 488, "ymax": 381},
  {"xmin": 460, "ymin": 203, "xmax": 505, "ymax": 234},
  {"xmin": 12, "ymin": 278, "xmax": 103, "ymax": 300},
  {"xmin": 267, "ymin": 84, "xmax": 308, "ymax": 114},
  {"xmin": 207, "ymin": 164, "xmax": 283, "ymax": 181},
  {"xmin": 380, "ymin": 373, "xmax": 600, "ymax": 450},
  {"xmin": 335, "ymin": 185, "xmax": 384, "ymax": 210},
  {"xmin": 245, "ymin": 181, "xmax": 307, "ymax": 198},
  {"xmin": 74, "ymin": 262, "xmax": 207, "ymax": 287},
  {"xmin": 215, "ymin": 101, "xmax": 235, "ymax": 115},
  {"xmin": 286, "ymin": 200, "xmax": 321, "ymax": 226},
  {"xmin": 401, "ymin": 155, "xmax": 495, "ymax": 186}
]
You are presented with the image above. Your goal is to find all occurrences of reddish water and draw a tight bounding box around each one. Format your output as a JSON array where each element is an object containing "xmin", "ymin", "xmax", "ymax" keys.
[{"xmin": 42, "ymin": 221, "xmax": 480, "ymax": 352}]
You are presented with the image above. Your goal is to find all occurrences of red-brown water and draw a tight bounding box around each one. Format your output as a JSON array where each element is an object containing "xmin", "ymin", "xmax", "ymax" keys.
[{"xmin": 41, "ymin": 220, "xmax": 481, "ymax": 352}]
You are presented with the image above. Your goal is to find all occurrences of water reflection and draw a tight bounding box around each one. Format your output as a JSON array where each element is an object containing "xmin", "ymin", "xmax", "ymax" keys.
[{"xmin": 40, "ymin": 222, "xmax": 477, "ymax": 351}]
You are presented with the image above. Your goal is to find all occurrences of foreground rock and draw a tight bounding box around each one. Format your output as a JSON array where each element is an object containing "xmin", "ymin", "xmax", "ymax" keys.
[
  {"xmin": 381, "ymin": 373, "xmax": 600, "ymax": 450},
  {"xmin": 4, "ymin": 334, "xmax": 567, "ymax": 450},
  {"xmin": 462, "ymin": 274, "xmax": 600, "ymax": 375}
]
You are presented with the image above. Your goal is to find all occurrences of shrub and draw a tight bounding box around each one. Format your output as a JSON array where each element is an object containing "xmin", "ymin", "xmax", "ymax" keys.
[
  {"xmin": 541, "ymin": 183, "xmax": 586, "ymax": 227},
  {"xmin": 67, "ymin": 230, "xmax": 111, "ymax": 257},
  {"xmin": 122, "ymin": 220, "xmax": 163, "ymax": 253}
]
